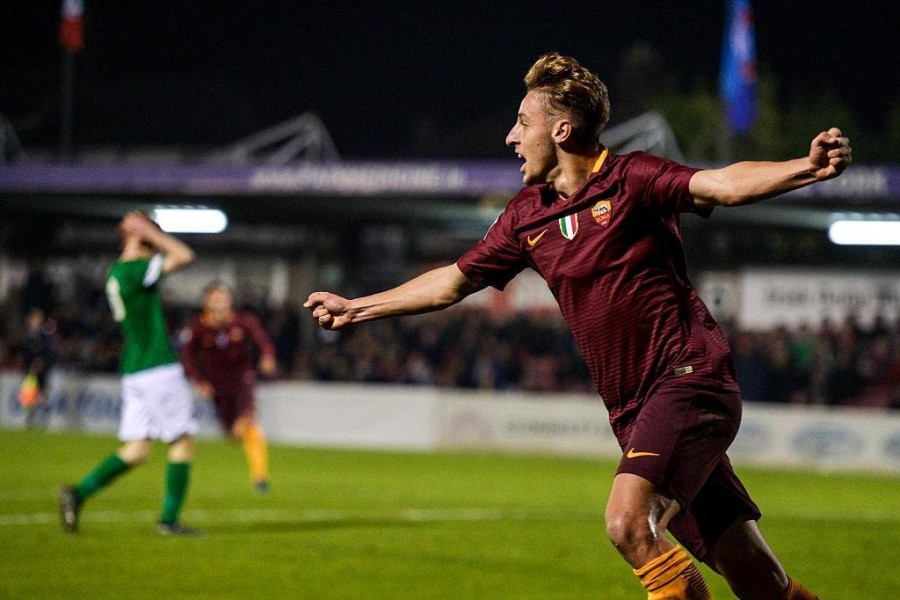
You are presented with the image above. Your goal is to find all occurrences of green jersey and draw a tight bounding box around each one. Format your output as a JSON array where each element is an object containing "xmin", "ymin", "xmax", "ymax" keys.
[{"xmin": 105, "ymin": 255, "xmax": 178, "ymax": 374}]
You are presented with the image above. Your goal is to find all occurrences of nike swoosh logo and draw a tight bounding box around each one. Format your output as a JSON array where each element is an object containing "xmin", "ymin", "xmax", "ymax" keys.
[
  {"xmin": 626, "ymin": 448, "xmax": 660, "ymax": 458},
  {"xmin": 526, "ymin": 230, "xmax": 547, "ymax": 247}
]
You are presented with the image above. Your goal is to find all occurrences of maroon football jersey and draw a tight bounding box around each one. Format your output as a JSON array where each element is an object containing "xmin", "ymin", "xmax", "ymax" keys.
[
  {"xmin": 457, "ymin": 151, "xmax": 739, "ymax": 439},
  {"xmin": 181, "ymin": 311, "xmax": 275, "ymax": 388}
]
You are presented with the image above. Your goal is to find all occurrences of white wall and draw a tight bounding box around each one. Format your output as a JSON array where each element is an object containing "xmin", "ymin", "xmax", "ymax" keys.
[{"xmin": 3, "ymin": 371, "xmax": 900, "ymax": 474}]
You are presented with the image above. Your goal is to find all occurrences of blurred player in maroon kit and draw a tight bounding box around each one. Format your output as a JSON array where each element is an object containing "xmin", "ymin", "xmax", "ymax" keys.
[
  {"xmin": 305, "ymin": 53, "xmax": 851, "ymax": 599},
  {"xmin": 181, "ymin": 281, "xmax": 277, "ymax": 492}
]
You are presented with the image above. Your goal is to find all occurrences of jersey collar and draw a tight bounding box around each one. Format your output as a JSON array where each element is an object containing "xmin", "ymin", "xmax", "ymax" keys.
[{"xmin": 591, "ymin": 147, "xmax": 609, "ymax": 173}]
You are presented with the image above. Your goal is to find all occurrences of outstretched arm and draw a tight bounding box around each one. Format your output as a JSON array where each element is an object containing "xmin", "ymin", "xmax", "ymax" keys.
[
  {"xmin": 245, "ymin": 314, "xmax": 278, "ymax": 376},
  {"xmin": 304, "ymin": 263, "xmax": 484, "ymax": 330},
  {"xmin": 691, "ymin": 127, "xmax": 852, "ymax": 208}
]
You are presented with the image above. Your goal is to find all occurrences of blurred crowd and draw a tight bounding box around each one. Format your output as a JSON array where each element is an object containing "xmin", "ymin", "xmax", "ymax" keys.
[
  {"xmin": 307, "ymin": 309, "xmax": 592, "ymax": 394},
  {"xmin": 2, "ymin": 267, "xmax": 898, "ymax": 410},
  {"xmin": 306, "ymin": 310, "xmax": 900, "ymax": 409},
  {"xmin": 727, "ymin": 316, "xmax": 900, "ymax": 409}
]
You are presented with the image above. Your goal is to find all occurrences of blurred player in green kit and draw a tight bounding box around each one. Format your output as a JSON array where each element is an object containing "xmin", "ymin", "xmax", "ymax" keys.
[{"xmin": 59, "ymin": 211, "xmax": 201, "ymax": 536}]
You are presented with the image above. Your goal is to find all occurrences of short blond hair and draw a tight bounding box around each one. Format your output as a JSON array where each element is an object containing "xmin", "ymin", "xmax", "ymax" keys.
[{"xmin": 524, "ymin": 52, "xmax": 611, "ymax": 147}]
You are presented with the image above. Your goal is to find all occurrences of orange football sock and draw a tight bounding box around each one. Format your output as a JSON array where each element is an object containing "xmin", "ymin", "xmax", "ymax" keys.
[
  {"xmin": 783, "ymin": 577, "xmax": 818, "ymax": 600},
  {"xmin": 241, "ymin": 422, "xmax": 269, "ymax": 484},
  {"xmin": 634, "ymin": 546, "xmax": 712, "ymax": 600}
]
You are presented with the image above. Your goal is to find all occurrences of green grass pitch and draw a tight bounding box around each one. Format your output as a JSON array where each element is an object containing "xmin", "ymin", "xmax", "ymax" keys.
[{"xmin": 1, "ymin": 429, "xmax": 897, "ymax": 599}]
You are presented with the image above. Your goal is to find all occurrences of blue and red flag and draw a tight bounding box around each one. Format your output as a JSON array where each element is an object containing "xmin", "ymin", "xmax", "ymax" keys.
[
  {"xmin": 719, "ymin": 0, "xmax": 757, "ymax": 134},
  {"xmin": 58, "ymin": 0, "xmax": 85, "ymax": 54}
]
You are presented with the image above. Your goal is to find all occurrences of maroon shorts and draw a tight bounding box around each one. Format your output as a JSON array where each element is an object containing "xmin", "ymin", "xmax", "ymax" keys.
[
  {"xmin": 615, "ymin": 382, "xmax": 761, "ymax": 562},
  {"xmin": 212, "ymin": 382, "xmax": 257, "ymax": 432}
]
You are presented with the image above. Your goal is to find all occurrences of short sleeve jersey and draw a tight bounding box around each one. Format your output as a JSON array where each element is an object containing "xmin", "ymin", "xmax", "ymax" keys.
[
  {"xmin": 105, "ymin": 255, "xmax": 178, "ymax": 374},
  {"xmin": 181, "ymin": 312, "xmax": 275, "ymax": 387},
  {"xmin": 457, "ymin": 151, "xmax": 739, "ymax": 438}
]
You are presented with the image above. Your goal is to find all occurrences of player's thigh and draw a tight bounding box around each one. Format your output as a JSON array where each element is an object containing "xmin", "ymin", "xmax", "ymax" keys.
[
  {"xmin": 119, "ymin": 374, "xmax": 158, "ymax": 441},
  {"xmin": 617, "ymin": 383, "xmax": 741, "ymax": 509},
  {"xmin": 666, "ymin": 457, "xmax": 760, "ymax": 562},
  {"xmin": 213, "ymin": 384, "xmax": 254, "ymax": 433},
  {"xmin": 145, "ymin": 364, "xmax": 198, "ymax": 443},
  {"xmin": 233, "ymin": 383, "xmax": 257, "ymax": 418}
]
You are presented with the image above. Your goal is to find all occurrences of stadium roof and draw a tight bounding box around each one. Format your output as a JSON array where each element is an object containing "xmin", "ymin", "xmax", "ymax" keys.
[{"xmin": 2, "ymin": 111, "xmax": 898, "ymax": 266}]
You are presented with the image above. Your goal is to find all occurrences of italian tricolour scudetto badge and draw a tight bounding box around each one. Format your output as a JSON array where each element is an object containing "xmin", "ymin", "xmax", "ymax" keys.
[
  {"xmin": 591, "ymin": 200, "xmax": 611, "ymax": 228},
  {"xmin": 559, "ymin": 213, "xmax": 579, "ymax": 240}
]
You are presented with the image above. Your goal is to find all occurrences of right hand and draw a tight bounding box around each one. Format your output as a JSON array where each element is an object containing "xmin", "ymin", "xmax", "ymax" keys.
[
  {"xmin": 194, "ymin": 381, "xmax": 215, "ymax": 398},
  {"xmin": 808, "ymin": 127, "xmax": 851, "ymax": 182},
  {"xmin": 304, "ymin": 291, "xmax": 353, "ymax": 330}
]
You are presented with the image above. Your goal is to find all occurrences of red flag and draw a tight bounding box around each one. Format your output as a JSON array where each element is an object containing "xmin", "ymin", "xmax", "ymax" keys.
[{"xmin": 58, "ymin": 0, "xmax": 84, "ymax": 54}]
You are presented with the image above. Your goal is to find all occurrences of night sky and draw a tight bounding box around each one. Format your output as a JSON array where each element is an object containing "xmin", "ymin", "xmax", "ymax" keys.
[{"xmin": 2, "ymin": 1, "xmax": 897, "ymax": 159}]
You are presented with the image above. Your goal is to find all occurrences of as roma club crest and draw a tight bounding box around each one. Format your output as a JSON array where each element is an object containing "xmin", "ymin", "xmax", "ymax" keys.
[
  {"xmin": 558, "ymin": 213, "xmax": 579, "ymax": 240},
  {"xmin": 591, "ymin": 200, "xmax": 611, "ymax": 228}
]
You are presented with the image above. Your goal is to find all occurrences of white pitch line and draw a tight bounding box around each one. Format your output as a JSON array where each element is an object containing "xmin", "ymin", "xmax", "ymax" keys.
[
  {"xmin": 2, "ymin": 505, "xmax": 899, "ymax": 528},
  {"xmin": 0, "ymin": 507, "xmax": 600, "ymax": 528}
]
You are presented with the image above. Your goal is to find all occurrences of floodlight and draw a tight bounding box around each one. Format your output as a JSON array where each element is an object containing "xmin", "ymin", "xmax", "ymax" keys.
[
  {"xmin": 828, "ymin": 220, "xmax": 900, "ymax": 246},
  {"xmin": 151, "ymin": 208, "xmax": 228, "ymax": 234}
]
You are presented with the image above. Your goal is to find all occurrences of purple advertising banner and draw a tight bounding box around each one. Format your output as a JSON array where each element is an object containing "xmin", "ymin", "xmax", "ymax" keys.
[
  {"xmin": 1, "ymin": 161, "xmax": 899, "ymax": 201},
  {"xmin": 0, "ymin": 161, "xmax": 522, "ymax": 197}
]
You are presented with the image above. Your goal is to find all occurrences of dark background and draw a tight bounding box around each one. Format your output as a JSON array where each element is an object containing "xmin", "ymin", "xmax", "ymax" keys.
[{"xmin": 2, "ymin": 1, "xmax": 897, "ymax": 159}]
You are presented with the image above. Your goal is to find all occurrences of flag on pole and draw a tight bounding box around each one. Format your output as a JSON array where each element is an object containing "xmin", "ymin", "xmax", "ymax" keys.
[
  {"xmin": 719, "ymin": 0, "xmax": 757, "ymax": 134},
  {"xmin": 58, "ymin": 0, "xmax": 85, "ymax": 54}
]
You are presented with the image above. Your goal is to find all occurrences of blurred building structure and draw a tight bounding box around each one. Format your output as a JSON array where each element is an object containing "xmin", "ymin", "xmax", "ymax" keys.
[{"xmin": 1, "ymin": 123, "xmax": 899, "ymax": 407}]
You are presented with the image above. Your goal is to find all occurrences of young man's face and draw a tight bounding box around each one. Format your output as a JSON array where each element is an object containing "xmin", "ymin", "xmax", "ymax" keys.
[
  {"xmin": 118, "ymin": 215, "xmax": 157, "ymax": 257},
  {"xmin": 204, "ymin": 287, "xmax": 233, "ymax": 320},
  {"xmin": 505, "ymin": 90, "xmax": 559, "ymax": 186}
]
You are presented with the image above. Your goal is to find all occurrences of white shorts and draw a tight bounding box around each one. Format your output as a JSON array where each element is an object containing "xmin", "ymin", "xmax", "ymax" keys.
[{"xmin": 118, "ymin": 363, "xmax": 199, "ymax": 443}]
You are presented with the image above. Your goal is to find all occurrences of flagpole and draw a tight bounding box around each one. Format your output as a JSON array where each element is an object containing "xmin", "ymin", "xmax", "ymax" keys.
[
  {"xmin": 60, "ymin": 49, "xmax": 75, "ymax": 161},
  {"xmin": 57, "ymin": 0, "xmax": 84, "ymax": 161}
]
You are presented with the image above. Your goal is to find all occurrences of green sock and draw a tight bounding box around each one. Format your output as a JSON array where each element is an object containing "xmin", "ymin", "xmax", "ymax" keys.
[
  {"xmin": 76, "ymin": 454, "xmax": 130, "ymax": 502},
  {"xmin": 160, "ymin": 462, "xmax": 191, "ymax": 525}
]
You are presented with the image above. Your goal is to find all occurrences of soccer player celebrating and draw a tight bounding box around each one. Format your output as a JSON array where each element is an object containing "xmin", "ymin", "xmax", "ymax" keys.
[
  {"xmin": 305, "ymin": 53, "xmax": 851, "ymax": 599},
  {"xmin": 59, "ymin": 211, "xmax": 201, "ymax": 536},
  {"xmin": 181, "ymin": 281, "xmax": 277, "ymax": 493}
]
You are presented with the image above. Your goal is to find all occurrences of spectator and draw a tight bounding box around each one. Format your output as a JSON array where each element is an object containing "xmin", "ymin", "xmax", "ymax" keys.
[
  {"xmin": 730, "ymin": 330, "xmax": 773, "ymax": 403},
  {"xmin": 15, "ymin": 308, "xmax": 58, "ymax": 428}
]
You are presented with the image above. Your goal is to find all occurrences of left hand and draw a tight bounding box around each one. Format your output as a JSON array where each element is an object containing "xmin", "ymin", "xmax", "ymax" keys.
[
  {"xmin": 258, "ymin": 355, "xmax": 277, "ymax": 377},
  {"xmin": 809, "ymin": 127, "xmax": 851, "ymax": 181}
]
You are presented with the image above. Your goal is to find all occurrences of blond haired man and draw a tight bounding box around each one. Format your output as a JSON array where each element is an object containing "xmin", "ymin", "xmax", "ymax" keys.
[{"xmin": 306, "ymin": 53, "xmax": 850, "ymax": 599}]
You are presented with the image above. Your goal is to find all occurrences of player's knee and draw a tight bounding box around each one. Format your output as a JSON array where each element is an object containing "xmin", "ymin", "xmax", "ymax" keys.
[
  {"xmin": 605, "ymin": 510, "xmax": 649, "ymax": 552},
  {"xmin": 167, "ymin": 435, "xmax": 195, "ymax": 462},
  {"xmin": 124, "ymin": 452, "xmax": 149, "ymax": 467},
  {"xmin": 118, "ymin": 441, "xmax": 151, "ymax": 465},
  {"xmin": 231, "ymin": 415, "xmax": 251, "ymax": 439}
]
